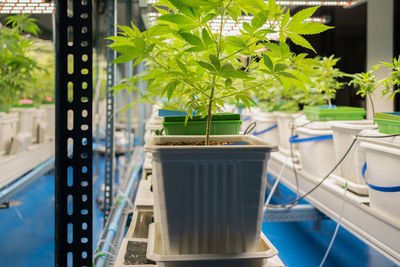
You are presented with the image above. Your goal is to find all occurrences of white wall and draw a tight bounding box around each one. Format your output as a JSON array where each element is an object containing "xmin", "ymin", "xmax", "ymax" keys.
[{"xmin": 366, "ymin": 0, "xmax": 394, "ymax": 119}]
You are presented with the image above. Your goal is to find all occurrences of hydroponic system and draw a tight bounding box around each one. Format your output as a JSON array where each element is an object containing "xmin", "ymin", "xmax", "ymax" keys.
[{"xmin": 0, "ymin": 0, "xmax": 399, "ymax": 267}]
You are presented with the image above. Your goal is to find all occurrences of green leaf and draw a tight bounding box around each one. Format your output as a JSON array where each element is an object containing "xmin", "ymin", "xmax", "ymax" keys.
[
  {"xmin": 117, "ymin": 25, "xmax": 137, "ymax": 38},
  {"xmin": 227, "ymin": 7, "xmax": 239, "ymax": 22},
  {"xmin": 251, "ymin": 12, "xmax": 267, "ymax": 30},
  {"xmin": 255, "ymin": 29, "xmax": 275, "ymax": 36},
  {"xmin": 286, "ymin": 32, "xmax": 315, "ymax": 52},
  {"xmin": 162, "ymin": 80, "xmax": 179, "ymax": 100},
  {"xmin": 225, "ymin": 78, "xmax": 232, "ymax": 87},
  {"xmin": 287, "ymin": 6, "xmax": 319, "ymax": 28},
  {"xmin": 112, "ymin": 54, "xmax": 137, "ymax": 64},
  {"xmin": 225, "ymin": 70, "xmax": 248, "ymax": 78},
  {"xmin": 242, "ymin": 22, "xmax": 253, "ymax": 34},
  {"xmin": 202, "ymin": 13, "xmax": 215, "ymax": 24},
  {"xmin": 281, "ymin": 10, "xmax": 290, "ymax": 28},
  {"xmin": 176, "ymin": 58, "xmax": 187, "ymax": 73},
  {"xmin": 167, "ymin": 0, "xmax": 195, "ymax": 17},
  {"xmin": 158, "ymin": 14, "xmax": 193, "ymax": 25},
  {"xmin": 278, "ymin": 71, "xmax": 297, "ymax": 79},
  {"xmin": 108, "ymin": 43, "xmax": 137, "ymax": 55},
  {"xmin": 185, "ymin": 46, "xmax": 205, "ymax": 52},
  {"xmin": 263, "ymin": 54, "xmax": 274, "ymax": 71},
  {"xmin": 274, "ymin": 63, "xmax": 288, "ymax": 72},
  {"xmin": 197, "ymin": 61, "xmax": 215, "ymax": 72},
  {"xmin": 202, "ymin": 28, "xmax": 213, "ymax": 46},
  {"xmin": 226, "ymin": 36, "xmax": 246, "ymax": 48},
  {"xmin": 209, "ymin": 55, "xmax": 221, "ymax": 71},
  {"xmin": 179, "ymin": 32, "xmax": 203, "ymax": 46},
  {"xmin": 289, "ymin": 22, "xmax": 333, "ymax": 35}
]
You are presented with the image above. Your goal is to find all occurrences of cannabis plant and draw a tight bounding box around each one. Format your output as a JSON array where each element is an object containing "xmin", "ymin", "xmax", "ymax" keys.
[
  {"xmin": 379, "ymin": 56, "xmax": 400, "ymax": 100},
  {"xmin": 109, "ymin": 0, "xmax": 332, "ymax": 144},
  {"xmin": 348, "ymin": 70, "xmax": 377, "ymax": 116},
  {"xmin": 313, "ymin": 55, "xmax": 344, "ymax": 108},
  {"xmin": 0, "ymin": 15, "xmax": 41, "ymax": 111}
]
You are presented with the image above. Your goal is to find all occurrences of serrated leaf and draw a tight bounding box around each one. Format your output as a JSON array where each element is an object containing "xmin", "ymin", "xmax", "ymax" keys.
[
  {"xmin": 112, "ymin": 54, "xmax": 137, "ymax": 64},
  {"xmin": 286, "ymin": 32, "xmax": 315, "ymax": 52},
  {"xmin": 117, "ymin": 25, "xmax": 137, "ymax": 37},
  {"xmin": 263, "ymin": 54, "xmax": 274, "ymax": 71},
  {"xmin": 227, "ymin": 6, "xmax": 239, "ymax": 22},
  {"xmin": 289, "ymin": 22, "xmax": 333, "ymax": 35},
  {"xmin": 274, "ymin": 63, "xmax": 288, "ymax": 72},
  {"xmin": 158, "ymin": 14, "xmax": 193, "ymax": 25},
  {"xmin": 162, "ymin": 80, "xmax": 179, "ymax": 100},
  {"xmin": 202, "ymin": 13, "xmax": 215, "ymax": 24},
  {"xmin": 281, "ymin": 10, "xmax": 290, "ymax": 28},
  {"xmin": 176, "ymin": 58, "xmax": 187, "ymax": 73},
  {"xmin": 251, "ymin": 12, "xmax": 267, "ymax": 30},
  {"xmin": 197, "ymin": 61, "xmax": 215, "ymax": 72},
  {"xmin": 202, "ymin": 28, "xmax": 213, "ymax": 46},
  {"xmin": 242, "ymin": 22, "xmax": 253, "ymax": 34},
  {"xmin": 108, "ymin": 43, "xmax": 137, "ymax": 54},
  {"xmin": 278, "ymin": 71, "xmax": 297, "ymax": 79},
  {"xmin": 168, "ymin": 0, "xmax": 195, "ymax": 17},
  {"xmin": 185, "ymin": 46, "xmax": 205, "ymax": 52},
  {"xmin": 255, "ymin": 29, "xmax": 275, "ymax": 36},
  {"xmin": 209, "ymin": 55, "xmax": 221, "ymax": 71},
  {"xmin": 226, "ymin": 36, "xmax": 246, "ymax": 48},
  {"xmin": 225, "ymin": 78, "xmax": 232, "ymax": 87},
  {"xmin": 225, "ymin": 70, "xmax": 248, "ymax": 78},
  {"xmin": 179, "ymin": 32, "xmax": 203, "ymax": 46},
  {"xmin": 287, "ymin": 6, "xmax": 319, "ymax": 28}
]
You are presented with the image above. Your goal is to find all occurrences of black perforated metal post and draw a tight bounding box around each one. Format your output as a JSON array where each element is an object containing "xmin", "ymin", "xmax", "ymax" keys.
[
  {"xmin": 55, "ymin": 0, "xmax": 93, "ymax": 266},
  {"xmin": 104, "ymin": 0, "xmax": 117, "ymax": 222}
]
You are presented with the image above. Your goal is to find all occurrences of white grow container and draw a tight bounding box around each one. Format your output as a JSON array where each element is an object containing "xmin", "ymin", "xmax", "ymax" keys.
[
  {"xmin": 145, "ymin": 135, "xmax": 277, "ymax": 255},
  {"xmin": 32, "ymin": 108, "xmax": 48, "ymax": 143},
  {"xmin": 295, "ymin": 124, "xmax": 335, "ymax": 179},
  {"xmin": 40, "ymin": 104, "xmax": 55, "ymax": 139},
  {"xmin": 274, "ymin": 112, "xmax": 300, "ymax": 152},
  {"xmin": 360, "ymin": 130, "xmax": 400, "ymax": 221},
  {"xmin": 330, "ymin": 121, "xmax": 376, "ymax": 193},
  {"xmin": 11, "ymin": 107, "xmax": 34, "ymax": 138},
  {"xmin": 146, "ymin": 223, "xmax": 278, "ymax": 267},
  {"xmin": 0, "ymin": 113, "xmax": 19, "ymax": 155},
  {"xmin": 253, "ymin": 113, "xmax": 279, "ymax": 145}
]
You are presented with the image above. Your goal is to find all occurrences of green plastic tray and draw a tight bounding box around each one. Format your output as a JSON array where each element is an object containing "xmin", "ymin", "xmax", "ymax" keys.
[
  {"xmin": 374, "ymin": 112, "xmax": 400, "ymax": 134},
  {"xmin": 303, "ymin": 106, "xmax": 365, "ymax": 121},
  {"xmin": 163, "ymin": 113, "xmax": 241, "ymax": 135}
]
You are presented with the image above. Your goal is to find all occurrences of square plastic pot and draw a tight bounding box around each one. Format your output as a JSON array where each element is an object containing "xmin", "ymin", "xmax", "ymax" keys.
[
  {"xmin": 0, "ymin": 113, "xmax": 19, "ymax": 155},
  {"xmin": 330, "ymin": 121, "xmax": 376, "ymax": 186},
  {"xmin": 374, "ymin": 112, "xmax": 400, "ymax": 134},
  {"xmin": 303, "ymin": 106, "xmax": 365, "ymax": 121},
  {"xmin": 146, "ymin": 222, "xmax": 278, "ymax": 267},
  {"xmin": 253, "ymin": 112, "xmax": 278, "ymax": 145},
  {"xmin": 145, "ymin": 135, "xmax": 277, "ymax": 255},
  {"xmin": 359, "ymin": 130, "xmax": 400, "ymax": 221}
]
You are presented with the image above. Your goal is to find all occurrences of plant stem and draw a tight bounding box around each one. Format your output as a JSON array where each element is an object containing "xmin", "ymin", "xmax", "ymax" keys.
[
  {"xmin": 368, "ymin": 92, "xmax": 376, "ymax": 118},
  {"xmin": 205, "ymin": 76, "xmax": 216, "ymax": 146}
]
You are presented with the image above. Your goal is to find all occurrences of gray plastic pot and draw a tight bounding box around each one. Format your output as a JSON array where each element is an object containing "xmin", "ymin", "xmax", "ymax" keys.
[{"xmin": 145, "ymin": 135, "xmax": 277, "ymax": 255}]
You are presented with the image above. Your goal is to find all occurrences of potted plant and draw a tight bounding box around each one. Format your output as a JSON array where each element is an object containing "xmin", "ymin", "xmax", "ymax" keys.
[
  {"xmin": 109, "ymin": 0, "xmax": 332, "ymax": 255},
  {"xmin": 303, "ymin": 55, "xmax": 366, "ymax": 121}
]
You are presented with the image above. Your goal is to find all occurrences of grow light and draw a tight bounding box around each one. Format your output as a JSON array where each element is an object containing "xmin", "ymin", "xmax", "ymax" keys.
[
  {"xmin": 147, "ymin": 0, "xmax": 357, "ymax": 7},
  {"xmin": 0, "ymin": 0, "xmax": 54, "ymax": 14}
]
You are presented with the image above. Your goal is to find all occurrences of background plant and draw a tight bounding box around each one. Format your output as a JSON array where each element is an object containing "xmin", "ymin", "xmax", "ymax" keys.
[
  {"xmin": 312, "ymin": 55, "xmax": 345, "ymax": 107},
  {"xmin": 379, "ymin": 56, "xmax": 400, "ymax": 100},
  {"xmin": 348, "ymin": 70, "xmax": 377, "ymax": 116},
  {"xmin": 0, "ymin": 15, "xmax": 42, "ymax": 111},
  {"xmin": 109, "ymin": 0, "xmax": 333, "ymax": 144}
]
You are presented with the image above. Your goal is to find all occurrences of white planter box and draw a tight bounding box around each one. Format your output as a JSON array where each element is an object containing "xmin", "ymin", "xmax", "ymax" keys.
[
  {"xmin": 0, "ymin": 113, "xmax": 19, "ymax": 155},
  {"xmin": 360, "ymin": 130, "xmax": 400, "ymax": 221},
  {"xmin": 146, "ymin": 223, "xmax": 278, "ymax": 267},
  {"xmin": 11, "ymin": 107, "xmax": 34, "ymax": 138},
  {"xmin": 253, "ymin": 113, "xmax": 278, "ymax": 145},
  {"xmin": 295, "ymin": 124, "xmax": 335, "ymax": 179},
  {"xmin": 330, "ymin": 121, "xmax": 376, "ymax": 188},
  {"xmin": 145, "ymin": 135, "xmax": 277, "ymax": 254}
]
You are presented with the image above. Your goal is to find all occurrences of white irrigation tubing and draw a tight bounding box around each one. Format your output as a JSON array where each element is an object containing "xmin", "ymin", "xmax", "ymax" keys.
[{"xmin": 263, "ymin": 160, "xmax": 287, "ymax": 213}]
